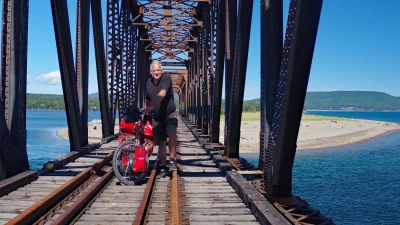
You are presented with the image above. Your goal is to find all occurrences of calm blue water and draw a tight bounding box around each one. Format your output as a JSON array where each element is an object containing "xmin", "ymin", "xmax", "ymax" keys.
[
  {"xmin": 241, "ymin": 111, "xmax": 400, "ymax": 225},
  {"xmin": 27, "ymin": 110, "xmax": 101, "ymax": 170},
  {"xmin": 26, "ymin": 110, "xmax": 400, "ymax": 224}
]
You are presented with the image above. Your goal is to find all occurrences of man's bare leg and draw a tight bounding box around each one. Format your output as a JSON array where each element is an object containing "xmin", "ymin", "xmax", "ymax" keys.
[
  {"xmin": 167, "ymin": 131, "xmax": 176, "ymax": 159},
  {"xmin": 158, "ymin": 140, "xmax": 167, "ymax": 166}
]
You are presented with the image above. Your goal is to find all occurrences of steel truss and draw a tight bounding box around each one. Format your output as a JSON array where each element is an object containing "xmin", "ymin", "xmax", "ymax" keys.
[{"xmin": 0, "ymin": 1, "xmax": 331, "ymax": 222}]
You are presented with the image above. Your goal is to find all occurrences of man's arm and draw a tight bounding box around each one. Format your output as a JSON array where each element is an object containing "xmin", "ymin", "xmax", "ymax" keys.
[{"xmin": 144, "ymin": 90, "xmax": 167, "ymax": 113}]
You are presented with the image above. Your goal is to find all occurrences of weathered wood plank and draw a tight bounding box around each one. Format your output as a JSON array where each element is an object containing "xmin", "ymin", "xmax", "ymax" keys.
[
  {"xmin": 0, "ymin": 170, "xmax": 38, "ymax": 198},
  {"xmin": 226, "ymin": 171, "xmax": 291, "ymax": 225}
]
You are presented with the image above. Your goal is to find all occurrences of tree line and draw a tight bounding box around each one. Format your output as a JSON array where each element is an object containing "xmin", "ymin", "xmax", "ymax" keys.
[{"xmin": 27, "ymin": 94, "xmax": 100, "ymax": 110}]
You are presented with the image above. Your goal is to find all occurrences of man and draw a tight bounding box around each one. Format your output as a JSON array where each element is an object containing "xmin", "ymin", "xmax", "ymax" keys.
[{"xmin": 144, "ymin": 60, "xmax": 178, "ymax": 179}]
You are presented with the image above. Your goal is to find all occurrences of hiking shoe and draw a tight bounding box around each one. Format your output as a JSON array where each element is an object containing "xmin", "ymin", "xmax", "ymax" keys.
[
  {"xmin": 157, "ymin": 169, "xmax": 168, "ymax": 179},
  {"xmin": 169, "ymin": 159, "xmax": 177, "ymax": 171}
]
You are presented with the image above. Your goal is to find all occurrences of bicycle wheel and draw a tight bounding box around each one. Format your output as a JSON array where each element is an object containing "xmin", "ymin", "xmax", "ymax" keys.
[{"xmin": 112, "ymin": 140, "xmax": 148, "ymax": 185}]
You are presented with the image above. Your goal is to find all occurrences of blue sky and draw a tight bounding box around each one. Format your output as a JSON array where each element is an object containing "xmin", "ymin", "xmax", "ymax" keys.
[{"xmin": 2, "ymin": 1, "xmax": 399, "ymax": 100}]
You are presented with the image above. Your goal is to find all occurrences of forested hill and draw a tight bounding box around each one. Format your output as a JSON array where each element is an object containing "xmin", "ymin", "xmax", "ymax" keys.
[
  {"xmin": 246, "ymin": 91, "xmax": 400, "ymax": 111},
  {"xmin": 26, "ymin": 91, "xmax": 400, "ymax": 111},
  {"xmin": 27, "ymin": 93, "xmax": 100, "ymax": 110}
]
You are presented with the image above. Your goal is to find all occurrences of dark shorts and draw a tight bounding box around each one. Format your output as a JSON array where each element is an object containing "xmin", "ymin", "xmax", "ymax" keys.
[{"xmin": 152, "ymin": 112, "xmax": 178, "ymax": 145}]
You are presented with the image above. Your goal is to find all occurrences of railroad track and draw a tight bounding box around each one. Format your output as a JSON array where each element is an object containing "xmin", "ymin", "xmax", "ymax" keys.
[
  {"xmin": 5, "ymin": 153, "xmax": 115, "ymax": 225},
  {"xmin": 2, "ymin": 117, "xmax": 263, "ymax": 224},
  {"xmin": 5, "ymin": 152, "xmax": 188, "ymax": 225}
]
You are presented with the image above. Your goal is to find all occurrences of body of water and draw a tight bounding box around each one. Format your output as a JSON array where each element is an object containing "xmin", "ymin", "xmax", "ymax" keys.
[
  {"xmin": 27, "ymin": 110, "xmax": 101, "ymax": 170},
  {"xmin": 242, "ymin": 111, "xmax": 400, "ymax": 225},
  {"xmin": 26, "ymin": 110, "xmax": 400, "ymax": 224}
]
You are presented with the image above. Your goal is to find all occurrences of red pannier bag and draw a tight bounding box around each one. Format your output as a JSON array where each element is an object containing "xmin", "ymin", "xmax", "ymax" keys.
[
  {"xmin": 142, "ymin": 118, "xmax": 154, "ymax": 156},
  {"xmin": 118, "ymin": 118, "xmax": 137, "ymax": 145}
]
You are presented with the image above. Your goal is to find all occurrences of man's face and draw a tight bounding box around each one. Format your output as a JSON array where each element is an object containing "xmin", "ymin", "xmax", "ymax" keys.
[{"xmin": 150, "ymin": 64, "xmax": 163, "ymax": 81}]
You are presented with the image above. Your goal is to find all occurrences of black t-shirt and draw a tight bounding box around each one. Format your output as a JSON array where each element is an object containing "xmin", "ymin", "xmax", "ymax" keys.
[{"xmin": 145, "ymin": 74, "xmax": 176, "ymax": 121}]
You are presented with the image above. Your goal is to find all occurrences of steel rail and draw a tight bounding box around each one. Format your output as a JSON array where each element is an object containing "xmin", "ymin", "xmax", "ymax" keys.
[
  {"xmin": 51, "ymin": 169, "xmax": 115, "ymax": 225},
  {"xmin": 6, "ymin": 152, "xmax": 114, "ymax": 225},
  {"xmin": 170, "ymin": 170, "xmax": 182, "ymax": 224},
  {"xmin": 132, "ymin": 157, "xmax": 160, "ymax": 225}
]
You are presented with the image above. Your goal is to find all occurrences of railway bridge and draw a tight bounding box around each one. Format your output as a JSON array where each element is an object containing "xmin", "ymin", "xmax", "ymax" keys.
[{"xmin": 0, "ymin": 0, "xmax": 331, "ymax": 224}]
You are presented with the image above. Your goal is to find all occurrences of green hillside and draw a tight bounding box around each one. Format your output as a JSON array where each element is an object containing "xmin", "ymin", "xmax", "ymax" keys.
[
  {"xmin": 27, "ymin": 93, "xmax": 100, "ymax": 110},
  {"xmin": 305, "ymin": 91, "xmax": 400, "ymax": 110},
  {"xmin": 245, "ymin": 91, "xmax": 400, "ymax": 111},
  {"xmin": 26, "ymin": 91, "xmax": 400, "ymax": 111}
]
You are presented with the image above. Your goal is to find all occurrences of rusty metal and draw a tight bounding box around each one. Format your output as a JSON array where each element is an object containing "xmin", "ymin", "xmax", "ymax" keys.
[
  {"xmin": 269, "ymin": 196, "xmax": 335, "ymax": 225},
  {"xmin": 133, "ymin": 0, "xmax": 201, "ymax": 95},
  {"xmin": 223, "ymin": 156, "xmax": 257, "ymax": 171},
  {"xmin": 34, "ymin": 171, "xmax": 98, "ymax": 225},
  {"xmin": 166, "ymin": 173, "xmax": 190, "ymax": 225},
  {"xmin": 171, "ymin": 171, "xmax": 181, "ymax": 224},
  {"xmin": 1, "ymin": 0, "xmax": 331, "ymax": 223},
  {"xmin": 133, "ymin": 157, "xmax": 159, "ymax": 225},
  {"xmin": 165, "ymin": 143, "xmax": 189, "ymax": 225},
  {"xmin": 6, "ymin": 167, "xmax": 93, "ymax": 225},
  {"xmin": 6, "ymin": 154, "xmax": 113, "ymax": 225},
  {"xmin": 51, "ymin": 169, "xmax": 115, "ymax": 225}
]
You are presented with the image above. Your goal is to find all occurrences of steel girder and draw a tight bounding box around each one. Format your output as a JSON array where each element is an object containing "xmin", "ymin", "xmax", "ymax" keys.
[
  {"xmin": 223, "ymin": 0, "xmax": 237, "ymax": 152},
  {"xmin": 0, "ymin": 0, "xmax": 29, "ymax": 179},
  {"xmin": 106, "ymin": 0, "xmax": 121, "ymax": 133},
  {"xmin": 118, "ymin": 0, "xmax": 130, "ymax": 117},
  {"xmin": 225, "ymin": 0, "xmax": 254, "ymax": 158},
  {"xmin": 210, "ymin": 0, "xmax": 225, "ymax": 143},
  {"xmin": 91, "ymin": 0, "xmax": 112, "ymax": 138},
  {"xmin": 76, "ymin": 0, "xmax": 90, "ymax": 144},
  {"xmin": 132, "ymin": 0, "xmax": 203, "ymax": 110},
  {"xmin": 117, "ymin": 0, "xmax": 139, "ymax": 119},
  {"xmin": 50, "ymin": 0, "xmax": 88, "ymax": 151},
  {"xmin": 263, "ymin": 0, "xmax": 323, "ymax": 197},
  {"xmin": 259, "ymin": 0, "xmax": 283, "ymax": 177},
  {"xmin": 200, "ymin": 2, "xmax": 210, "ymax": 135}
]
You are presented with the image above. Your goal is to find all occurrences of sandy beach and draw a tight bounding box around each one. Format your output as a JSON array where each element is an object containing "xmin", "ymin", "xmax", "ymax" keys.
[{"xmin": 56, "ymin": 118, "xmax": 400, "ymax": 154}]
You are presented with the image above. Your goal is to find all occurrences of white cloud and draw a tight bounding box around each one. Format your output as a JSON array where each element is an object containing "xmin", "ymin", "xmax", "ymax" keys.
[{"xmin": 35, "ymin": 71, "xmax": 61, "ymax": 85}]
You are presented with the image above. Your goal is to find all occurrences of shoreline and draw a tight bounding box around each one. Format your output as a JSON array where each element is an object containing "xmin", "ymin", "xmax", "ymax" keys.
[{"xmin": 56, "ymin": 119, "xmax": 400, "ymax": 154}]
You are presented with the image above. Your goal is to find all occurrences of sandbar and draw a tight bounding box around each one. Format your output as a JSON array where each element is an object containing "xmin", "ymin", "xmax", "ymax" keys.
[{"xmin": 56, "ymin": 118, "xmax": 400, "ymax": 154}]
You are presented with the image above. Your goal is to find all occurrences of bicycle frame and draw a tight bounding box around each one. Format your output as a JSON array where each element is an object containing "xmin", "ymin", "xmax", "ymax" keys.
[{"xmin": 119, "ymin": 112, "xmax": 154, "ymax": 173}]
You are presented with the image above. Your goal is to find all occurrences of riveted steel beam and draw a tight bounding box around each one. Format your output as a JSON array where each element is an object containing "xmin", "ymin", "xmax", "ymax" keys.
[
  {"xmin": 265, "ymin": 0, "xmax": 323, "ymax": 197},
  {"xmin": 225, "ymin": 0, "xmax": 253, "ymax": 158},
  {"xmin": 91, "ymin": 0, "xmax": 112, "ymax": 138},
  {"xmin": 76, "ymin": 0, "xmax": 90, "ymax": 146},
  {"xmin": 259, "ymin": 0, "xmax": 283, "ymax": 174},
  {"xmin": 50, "ymin": 0, "xmax": 84, "ymax": 150},
  {"xmin": 210, "ymin": 0, "xmax": 225, "ymax": 143},
  {"xmin": 0, "ymin": 0, "xmax": 30, "ymax": 179},
  {"xmin": 223, "ymin": 0, "xmax": 237, "ymax": 152}
]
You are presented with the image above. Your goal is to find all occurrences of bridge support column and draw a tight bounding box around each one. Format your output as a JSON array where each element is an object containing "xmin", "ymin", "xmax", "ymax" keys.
[
  {"xmin": 51, "ymin": 0, "xmax": 86, "ymax": 150},
  {"xmin": 259, "ymin": 0, "xmax": 283, "ymax": 174},
  {"xmin": 223, "ymin": 0, "xmax": 237, "ymax": 153},
  {"xmin": 264, "ymin": 0, "xmax": 323, "ymax": 197},
  {"xmin": 210, "ymin": 0, "xmax": 225, "ymax": 143},
  {"xmin": 225, "ymin": 0, "xmax": 253, "ymax": 158},
  {"xmin": 0, "ymin": 0, "xmax": 30, "ymax": 179}
]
